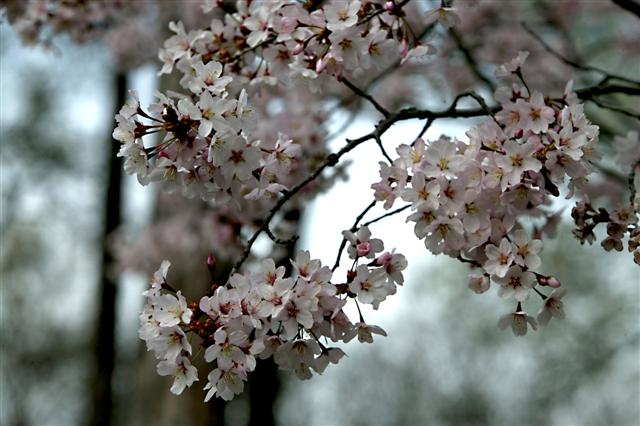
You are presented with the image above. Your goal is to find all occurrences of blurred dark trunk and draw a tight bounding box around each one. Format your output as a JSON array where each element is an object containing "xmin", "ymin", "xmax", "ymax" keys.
[
  {"xmin": 248, "ymin": 359, "xmax": 280, "ymax": 426},
  {"xmin": 89, "ymin": 71, "xmax": 127, "ymax": 426},
  {"xmin": 248, "ymin": 208, "xmax": 300, "ymax": 426}
]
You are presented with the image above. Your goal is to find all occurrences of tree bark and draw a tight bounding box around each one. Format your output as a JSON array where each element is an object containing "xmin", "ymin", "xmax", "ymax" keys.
[{"xmin": 89, "ymin": 71, "xmax": 127, "ymax": 426}]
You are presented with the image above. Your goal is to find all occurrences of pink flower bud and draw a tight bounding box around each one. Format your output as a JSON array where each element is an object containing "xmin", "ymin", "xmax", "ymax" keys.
[
  {"xmin": 315, "ymin": 56, "xmax": 328, "ymax": 74},
  {"xmin": 546, "ymin": 277, "xmax": 561, "ymax": 288},
  {"xmin": 207, "ymin": 252, "xmax": 217, "ymax": 274},
  {"xmin": 374, "ymin": 252, "xmax": 393, "ymax": 267},
  {"xmin": 292, "ymin": 43, "xmax": 304, "ymax": 55},
  {"xmin": 384, "ymin": 1, "xmax": 395, "ymax": 12}
]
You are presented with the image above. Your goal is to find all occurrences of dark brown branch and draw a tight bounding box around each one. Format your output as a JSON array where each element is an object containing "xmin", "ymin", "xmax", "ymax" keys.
[
  {"xmin": 630, "ymin": 160, "xmax": 640, "ymax": 205},
  {"xmin": 588, "ymin": 97, "xmax": 640, "ymax": 120},
  {"xmin": 373, "ymin": 133, "xmax": 393, "ymax": 163},
  {"xmin": 522, "ymin": 22, "xmax": 640, "ymax": 86},
  {"xmin": 362, "ymin": 204, "xmax": 412, "ymax": 227},
  {"xmin": 449, "ymin": 28, "xmax": 496, "ymax": 92},
  {"xmin": 232, "ymin": 101, "xmax": 492, "ymax": 275},
  {"xmin": 341, "ymin": 76, "xmax": 390, "ymax": 117},
  {"xmin": 332, "ymin": 200, "xmax": 377, "ymax": 271},
  {"xmin": 576, "ymin": 84, "xmax": 640, "ymax": 99},
  {"xmin": 264, "ymin": 226, "xmax": 299, "ymax": 245},
  {"xmin": 611, "ymin": 0, "xmax": 640, "ymax": 19},
  {"xmin": 231, "ymin": 78, "xmax": 640, "ymax": 276},
  {"xmin": 358, "ymin": 0, "xmax": 412, "ymax": 26},
  {"xmin": 90, "ymin": 71, "xmax": 127, "ymax": 426}
]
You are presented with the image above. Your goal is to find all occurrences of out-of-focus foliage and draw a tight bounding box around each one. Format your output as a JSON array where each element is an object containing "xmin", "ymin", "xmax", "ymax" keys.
[{"xmin": 0, "ymin": 27, "xmax": 109, "ymax": 425}]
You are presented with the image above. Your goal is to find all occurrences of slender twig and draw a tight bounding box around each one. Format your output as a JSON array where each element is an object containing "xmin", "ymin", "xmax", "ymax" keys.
[
  {"xmin": 414, "ymin": 117, "xmax": 435, "ymax": 142},
  {"xmin": 358, "ymin": 0, "xmax": 412, "ymax": 26},
  {"xmin": 576, "ymin": 84, "xmax": 640, "ymax": 99},
  {"xmin": 230, "ymin": 79, "xmax": 640, "ymax": 276},
  {"xmin": 232, "ymin": 101, "xmax": 493, "ymax": 275},
  {"xmin": 373, "ymin": 134, "xmax": 393, "ymax": 163},
  {"xmin": 332, "ymin": 200, "xmax": 378, "ymax": 271},
  {"xmin": 522, "ymin": 22, "xmax": 640, "ymax": 86},
  {"xmin": 264, "ymin": 226, "xmax": 299, "ymax": 245},
  {"xmin": 449, "ymin": 28, "xmax": 496, "ymax": 92},
  {"xmin": 363, "ymin": 204, "xmax": 412, "ymax": 227},
  {"xmin": 588, "ymin": 98, "xmax": 640, "ymax": 120},
  {"xmin": 629, "ymin": 160, "xmax": 640, "ymax": 205},
  {"xmin": 341, "ymin": 77, "xmax": 390, "ymax": 117}
]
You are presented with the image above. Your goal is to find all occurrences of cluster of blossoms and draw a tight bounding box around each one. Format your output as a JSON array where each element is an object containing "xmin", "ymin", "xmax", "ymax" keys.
[
  {"xmin": 371, "ymin": 51, "xmax": 605, "ymax": 335},
  {"xmin": 1, "ymin": 0, "xmax": 144, "ymax": 45},
  {"xmin": 572, "ymin": 201, "xmax": 640, "ymax": 265},
  {"xmin": 140, "ymin": 230, "xmax": 406, "ymax": 401},
  {"xmin": 161, "ymin": 0, "xmax": 441, "ymax": 91},
  {"xmin": 105, "ymin": 0, "xmax": 639, "ymax": 403},
  {"xmin": 570, "ymin": 132, "xmax": 640, "ymax": 264}
]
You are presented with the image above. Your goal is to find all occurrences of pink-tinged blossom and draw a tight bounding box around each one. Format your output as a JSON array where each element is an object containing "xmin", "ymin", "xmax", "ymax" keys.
[
  {"xmin": 204, "ymin": 366, "xmax": 247, "ymax": 402},
  {"xmin": 424, "ymin": 6, "xmax": 461, "ymax": 28},
  {"xmin": 498, "ymin": 311, "xmax": 538, "ymax": 336},
  {"xmin": 274, "ymin": 339, "xmax": 320, "ymax": 372},
  {"xmin": 537, "ymin": 288, "xmax": 567, "ymax": 326},
  {"xmin": 256, "ymin": 277, "xmax": 294, "ymax": 318},
  {"xmin": 468, "ymin": 274, "xmax": 490, "ymax": 294},
  {"xmin": 312, "ymin": 347, "xmax": 346, "ymax": 374},
  {"xmin": 511, "ymin": 229, "xmax": 543, "ymax": 269},
  {"xmin": 274, "ymin": 292, "xmax": 316, "ymax": 339},
  {"xmin": 147, "ymin": 326, "xmax": 192, "ymax": 361},
  {"xmin": 199, "ymin": 287, "xmax": 243, "ymax": 321},
  {"xmin": 423, "ymin": 216, "xmax": 465, "ymax": 255},
  {"xmin": 495, "ymin": 50, "xmax": 529, "ymax": 77},
  {"xmin": 154, "ymin": 291, "xmax": 192, "ymax": 327},
  {"xmin": 324, "ymin": 0, "xmax": 360, "ymax": 32},
  {"xmin": 348, "ymin": 265, "xmax": 387, "ymax": 305},
  {"xmin": 157, "ymin": 356, "xmax": 198, "ymax": 395},
  {"xmin": 347, "ymin": 322, "xmax": 387, "ymax": 344},
  {"xmin": 495, "ymin": 266, "xmax": 536, "ymax": 301},
  {"xmin": 374, "ymin": 251, "xmax": 408, "ymax": 285},
  {"xmin": 342, "ymin": 226, "xmax": 384, "ymax": 259},
  {"xmin": 494, "ymin": 140, "xmax": 542, "ymax": 189},
  {"xmin": 516, "ymin": 92, "xmax": 555, "ymax": 134},
  {"xmin": 361, "ymin": 29, "xmax": 399, "ymax": 71},
  {"xmin": 423, "ymin": 137, "xmax": 464, "ymax": 179},
  {"xmin": 401, "ymin": 172, "xmax": 440, "ymax": 210},
  {"xmin": 406, "ymin": 204, "xmax": 437, "ymax": 239},
  {"xmin": 484, "ymin": 238, "xmax": 514, "ymax": 278},
  {"xmin": 204, "ymin": 328, "xmax": 249, "ymax": 369},
  {"xmin": 291, "ymin": 250, "xmax": 321, "ymax": 282}
]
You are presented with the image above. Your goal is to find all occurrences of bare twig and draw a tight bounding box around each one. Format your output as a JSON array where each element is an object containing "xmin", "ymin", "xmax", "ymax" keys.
[
  {"xmin": 231, "ymin": 100, "xmax": 493, "ymax": 275},
  {"xmin": 373, "ymin": 134, "xmax": 393, "ymax": 163},
  {"xmin": 332, "ymin": 200, "xmax": 378, "ymax": 271},
  {"xmin": 576, "ymin": 84, "xmax": 640, "ymax": 99},
  {"xmin": 230, "ymin": 78, "xmax": 640, "ymax": 276},
  {"xmin": 341, "ymin": 77, "xmax": 390, "ymax": 117},
  {"xmin": 362, "ymin": 204, "xmax": 412, "ymax": 227},
  {"xmin": 588, "ymin": 98, "xmax": 640, "ymax": 120},
  {"xmin": 264, "ymin": 226, "xmax": 299, "ymax": 246},
  {"xmin": 522, "ymin": 22, "xmax": 640, "ymax": 86},
  {"xmin": 414, "ymin": 117, "xmax": 435, "ymax": 142},
  {"xmin": 629, "ymin": 161, "xmax": 640, "ymax": 205},
  {"xmin": 449, "ymin": 28, "xmax": 497, "ymax": 92}
]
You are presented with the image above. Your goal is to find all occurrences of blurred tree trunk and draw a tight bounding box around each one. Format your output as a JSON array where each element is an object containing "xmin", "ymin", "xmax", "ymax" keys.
[
  {"xmin": 248, "ymin": 209, "xmax": 299, "ymax": 426},
  {"xmin": 90, "ymin": 71, "xmax": 127, "ymax": 426}
]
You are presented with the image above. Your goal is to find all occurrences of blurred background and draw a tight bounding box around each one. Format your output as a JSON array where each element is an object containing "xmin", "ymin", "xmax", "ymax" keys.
[{"xmin": 1, "ymin": 1, "xmax": 639, "ymax": 425}]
